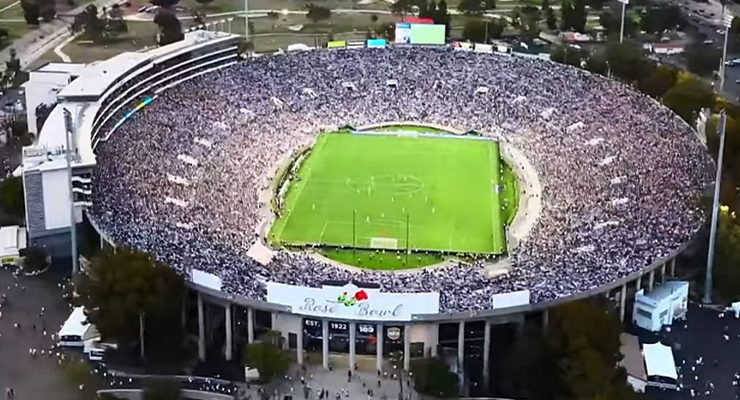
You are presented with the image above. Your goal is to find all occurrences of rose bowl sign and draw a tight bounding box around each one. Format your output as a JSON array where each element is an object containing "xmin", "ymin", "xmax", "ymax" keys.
[{"xmin": 266, "ymin": 282, "xmax": 440, "ymax": 321}]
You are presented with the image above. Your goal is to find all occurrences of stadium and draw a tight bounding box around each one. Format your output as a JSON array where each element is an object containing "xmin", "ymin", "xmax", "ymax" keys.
[{"xmin": 20, "ymin": 30, "xmax": 713, "ymax": 381}]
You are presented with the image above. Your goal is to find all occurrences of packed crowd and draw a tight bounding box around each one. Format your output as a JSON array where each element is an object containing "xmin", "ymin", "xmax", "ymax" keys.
[{"xmin": 89, "ymin": 47, "xmax": 713, "ymax": 313}]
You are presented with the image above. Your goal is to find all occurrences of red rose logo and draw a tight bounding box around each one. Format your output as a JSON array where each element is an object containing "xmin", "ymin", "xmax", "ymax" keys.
[{"xmin": 354, "ymin": 290, "xmax": 369, "ymax": 302}]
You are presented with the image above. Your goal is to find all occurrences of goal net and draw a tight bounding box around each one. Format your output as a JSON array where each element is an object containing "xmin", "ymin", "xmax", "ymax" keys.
[{"xmin": 370, "ymin": 237, "xmax": 399, "ymax": 250}]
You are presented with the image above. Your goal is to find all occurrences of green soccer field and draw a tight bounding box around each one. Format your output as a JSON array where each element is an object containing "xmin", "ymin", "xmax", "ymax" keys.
[{"xmin": 269, "ymin": 132, "xmax": 510, "ymax": 256}]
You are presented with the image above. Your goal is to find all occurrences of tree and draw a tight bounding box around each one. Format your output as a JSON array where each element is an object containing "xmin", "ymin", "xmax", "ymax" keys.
[
  {"xmin": 520, "ymin": 5, "xmax": 541, "ymax": 39},
  {"xmin": 640, "ymin": 5, "xmax": 683, "ymax": 34},
  {"xmin": 457, "ymin": 0, "xmax": 495, "ymax": 15},
  {"xmin": 0, "ymin": 176, "xmax": 24, "ymax": 223},
  {"xmin": 547, "ymin": 300, "xmax": 637, "ymax": 400},
  {"xmin": 20, "ymin": 246, "xmax": 49, "ymax": 273},
  {"xmin": 560, "ymin": 0, "xmax": 586, "ymax": 32},
  {"xmin": 244, "ymin": 330, "xmax": 291, "ymax": 383},
  {"xmin": 37, "ymin": 0, "xmax": 55, "ymax": 22},
  {"xmin": 662, "ymin": 73, "xmax": 714, "ymax": 124},
  {"xmin": 5, "ymin": 48, "xmax": 21, "ymax": 77},
  {"xmin": 305, "ymin": 4, "xmax": 331, "ymax": 24},
  {"xmin": 462, "ymin": 19, "xmax": 505, "ymax": 43},
  {"xmin": 390, "ymin": 0, "xmax": 415, "ymax": 20},
  {"xmin": 370, "ymin": 14, "xmax": 378, "ymax": 23},
  {"xmin": 410, "ymin": 357, "xmax": 459, "ymax": 398},
  {"xmin": 143, "ymin": 378, "xmax": 182, "ymax": 400},
  {"xmin": 75, "ymin": 247, "xmax": 186, "ymax": 362},
  {"xmin": 194, "ymin": 0, "xmax": 214, "ymax": 6},
  {"xmin": 605, "ymin": 40, "xmax": 652, "ymax": 83},
  {"xmin": 71, "ymin": 4, "xmax": 105, "ymax": 41},
  {"xmin": 550, "ymin": 45, "xmax": 582, "ymax": 67},
  {"xmin": 150, "ymin": 0, "xmax": 179, "ymax": 7},
  {"xmin": 542, "ymin": 0, "xmax": 556, "ymax": 30},
  {"xmin": 105, "ymin": 4, "xmax": 128, "ymax": 35},
  {"xmin": 684, "ymin": 43, "xmax": 721, "ymax": 77},
  {"xmin": 496, "ymin": 326, "xmax": 565, "ymax": 400},
  {"xmin": 20, "ymin": 0, "xmax": 40, "ymax": 25},
  {"xmin": 583, "ymin": 51, "xmax": 607, "ymax": 75},
  {"xmin": 153, "ymin": 10, "xmax": 184, "ymax": 46},
  {"xmin": 638, "ymin": 65, "xmax": 678, "ymax": 99}
]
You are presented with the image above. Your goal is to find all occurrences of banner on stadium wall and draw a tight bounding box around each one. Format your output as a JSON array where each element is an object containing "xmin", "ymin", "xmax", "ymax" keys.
[
  {"xmin": 347, "ymin": 41, "xmax": 365, "ymax": 49},
  {"xmin": 327, "ymin": 41, "xmax": 347, "ymax": 49},
  {"xmin": 266, "ymin": 282, "xmax": 440, "ymax": 321},
  {"xmin": 475, "ymin": 43, "xmax": 493, "ymax": 53},
  {"xmin": 395, "ymin": 23, "xmax": 412, "ymax": 44},
  {"xmin": 490, "ymin": 290, "xmax": 530, "ymax": 310},
  {"xmin": 367, "ymin": 38, "xmax": 387, "ymax": 48}
]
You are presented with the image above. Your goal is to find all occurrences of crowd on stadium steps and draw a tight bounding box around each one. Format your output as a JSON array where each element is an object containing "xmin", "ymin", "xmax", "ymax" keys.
[{"xmin": 89, "ymin": 47, "xmax": 714, "ymax": 313}]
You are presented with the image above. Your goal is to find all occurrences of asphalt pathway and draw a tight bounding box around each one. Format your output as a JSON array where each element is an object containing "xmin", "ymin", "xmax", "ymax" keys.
[
  {"xmin": 638, "ymin": 303, "xmax": 740, "ymax": 400},
  {"xmin": 0, "ymin": 266, "xmax": 78, "ymax": 400}
]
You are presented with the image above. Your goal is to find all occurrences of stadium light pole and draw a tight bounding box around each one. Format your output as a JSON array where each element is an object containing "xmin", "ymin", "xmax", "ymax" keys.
[
  {"xmin": 244, "ymin": 0, "xmax": 250, "ymax": 39},
  {"xmin": 720, "ymin": 14, "xmax": 734, "ymax": 94},
  {"xmin": 618, "ymin": 0, "xmax": 629, "ymax": 44},
  {"xmin": 63, "ymin": 108, "xmax": 79, "ymax": 276},
  {"xmin": 704, "ymin": 110, "xmax": 727, "ymax": 304}
]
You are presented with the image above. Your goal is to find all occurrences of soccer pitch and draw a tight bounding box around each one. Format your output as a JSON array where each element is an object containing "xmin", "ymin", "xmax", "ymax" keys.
[{"xmin": 270, "ymin": 132, "xmax": 508, "ymax": 255}]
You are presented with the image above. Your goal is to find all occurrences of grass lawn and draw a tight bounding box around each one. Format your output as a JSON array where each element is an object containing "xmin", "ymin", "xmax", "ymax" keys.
[
  {"xmin": 58, "ymin": 21, "xmax": 159, "ymax": 63},
  {"xmin": 270, "ymin": 131, "xmax": 509, "ymax": 256},
  {"xmin": 1, "ymin": 21, "xmax": 33, "ymax": 40}
]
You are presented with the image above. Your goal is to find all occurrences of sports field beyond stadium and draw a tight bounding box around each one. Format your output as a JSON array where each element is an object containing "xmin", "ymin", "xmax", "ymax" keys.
[{"xmin": 270, "ymin": 130, "xmax": 513, "ymax": 258}]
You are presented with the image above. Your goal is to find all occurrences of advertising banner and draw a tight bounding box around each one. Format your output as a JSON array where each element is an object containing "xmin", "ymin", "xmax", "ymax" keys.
[
  {"xmin": 327, "ymin": 41, "xmax": 347, "ymax": 49},
  {"xmin": 366, "ymin": 38, "xmax": 387, "ymax": 48},
  {"xmin": 490, "ymin": 290, "xmax": 530, "ymax": 310},
  {"xmin": 475, "ymin": 43, "xmax": 494, "ymax": 53},
  {"xmin": 266, "ymin": 282, "xmax": 440, "ymax": 321}
]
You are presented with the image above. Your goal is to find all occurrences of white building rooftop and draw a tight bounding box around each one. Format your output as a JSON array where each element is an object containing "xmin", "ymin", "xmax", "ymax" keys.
[
  {"xmin": 0, "ymin": 225, "xmax": 27, "ymax": 259},
  {"xmin": 57, "ymin": 53, "xmax": 149, "ymax": 99}
]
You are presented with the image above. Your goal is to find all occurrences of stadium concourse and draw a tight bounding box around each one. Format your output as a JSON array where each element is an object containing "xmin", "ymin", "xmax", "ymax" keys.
[{"xmin": 88, "ymin": 46, "xmax": 713, "ymax": 313}]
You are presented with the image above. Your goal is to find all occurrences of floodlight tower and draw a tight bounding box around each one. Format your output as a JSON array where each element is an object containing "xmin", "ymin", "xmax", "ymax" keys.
[
  {"xmin": 704, "ymin": 13, "xmax": 734, "ymax": 304},
  {"xmin": 618, "ymin": 0, "xmax": 629, "ymax": 43}
]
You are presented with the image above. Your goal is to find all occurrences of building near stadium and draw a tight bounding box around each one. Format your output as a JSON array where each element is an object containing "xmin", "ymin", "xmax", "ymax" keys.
[{"xmin": 19, "ymin": 30, "xmax": 711, "ymax": 390}]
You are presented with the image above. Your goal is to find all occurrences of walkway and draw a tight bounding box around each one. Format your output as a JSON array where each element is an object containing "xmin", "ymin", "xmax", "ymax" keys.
[
  {"xmin": 0, "ymin": 0, "xmax": 123, "ymax": 72},
  {"xmin": 0, "ymin": 266, "xmax": 78, "ymax": 400}
]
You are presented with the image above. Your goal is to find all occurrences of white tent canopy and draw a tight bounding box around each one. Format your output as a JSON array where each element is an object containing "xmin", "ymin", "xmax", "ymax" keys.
[{"xmin": 643, "ymin": 342, "xmax": 678, "ymax": 380}]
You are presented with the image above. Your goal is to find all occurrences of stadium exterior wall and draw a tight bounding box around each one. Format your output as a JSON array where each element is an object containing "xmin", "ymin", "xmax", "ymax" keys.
[{"xmin": 75, "ymin": 40, "xmax": 696, "ymax": 371}]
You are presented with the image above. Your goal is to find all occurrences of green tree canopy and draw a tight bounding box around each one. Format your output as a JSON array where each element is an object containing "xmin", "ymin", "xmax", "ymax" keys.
[
  {"xmin": 20, "ymin": 0, "xmax": 40, "ymax": 25},
  {"xmin": 462, "ymin": 19, "xmax": 505, "ymax": 43},
  {"xmin": 75, "ymin": 247, "xmax": 185, "ymax": 362},
  {"xmin": 154, "ymin": 10, "xmax": 184, "ymax": 46},
  {"xmin": 560, "ymin": 0, "xmax": 586, "ymax": 32},
  {"xmin": 662, "ymin": 73, "xmax": 715, "ymax": 124},
  {"xmin": 684, "ymin": 43, "xmax": 721, "ymax": 77},
  {"xmin": 583, "ymin": 51, "xmax": 608, "ymax": 75},
  {"xmin": 305, "ymin": 4, "xmax": 332, "ymax": 24},
  {"xmin": 639, "ymin": 5, "xmax": 684, "ymax": 33},
  {"xmin": 548, "ymin": 300, "xmax": 637, "ymax": 400},
  {"xmin": 0, "ymin": 176, "xmax": 25, "ymax": 224},
  {"xmin": 604, "ymin": 40, "xmax": 653, "ymax": 83},
  {"xmin": 410, "ymin": 357, "xmax": 459, "ymax": 398},
  {"xmin": 143, "ymin": 378, "xmax": 183, "ymax": 400},
  {"xmin": 244, "ymin": 330, "xmax": 291, "ymax": 383},
  {"xmin": 638, "ymin": 65, "xmax": 678, "ymax": 99},
  {"xmin": 550, "ymin": 45, "xmax": 583, "ymax": 67},
  {"xmin": 542, "ymin": 0, "xmax": 557, "ymax": 30},
  {"xmin": 457, "ymin": 0, "xmax": 495, "ymax": 15}
]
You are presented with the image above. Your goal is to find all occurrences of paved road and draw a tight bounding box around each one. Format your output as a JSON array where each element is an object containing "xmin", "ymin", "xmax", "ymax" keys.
[
  {"xmin": 635, "ymin": 303, "xmax": 740, "ymax": 400},
  {"xmin": 0, "ymin": 266, "xmax": 79, "ymax": 400}
]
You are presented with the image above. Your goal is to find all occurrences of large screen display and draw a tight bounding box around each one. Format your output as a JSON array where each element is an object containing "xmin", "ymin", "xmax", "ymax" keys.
[
  {"xmin": 395, "ymin": 23, "xmax": 412, "ymax": 44},
  {"xmin": 410, "ymin": 24, "xmax": 446, "ymax": 45}
]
